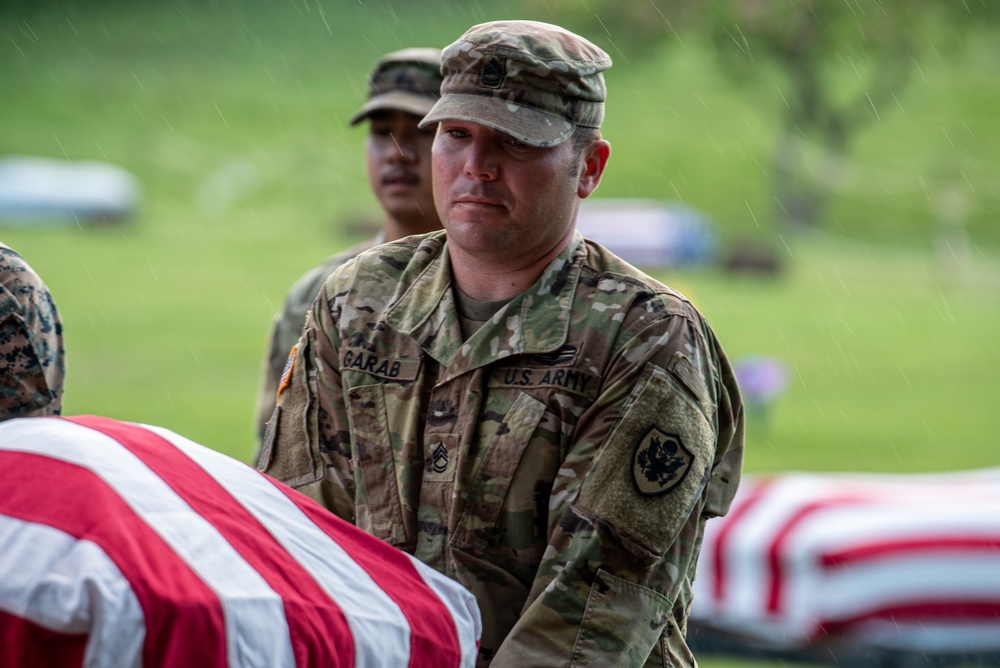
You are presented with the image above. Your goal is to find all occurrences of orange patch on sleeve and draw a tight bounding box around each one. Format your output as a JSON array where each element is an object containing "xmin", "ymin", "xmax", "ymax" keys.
[{"xmin": 276, "ymin": 345, "xmax": 297, "ymax": 402}]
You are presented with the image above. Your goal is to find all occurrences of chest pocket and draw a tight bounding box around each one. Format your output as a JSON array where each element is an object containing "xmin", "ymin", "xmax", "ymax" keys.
[
  {"xmin": 450, "ymin": 391, "xmax": 547, "ymax": 553},
  {"xmin": 346, "ymin": 382, "xmax": 409, "ymax": 548}
]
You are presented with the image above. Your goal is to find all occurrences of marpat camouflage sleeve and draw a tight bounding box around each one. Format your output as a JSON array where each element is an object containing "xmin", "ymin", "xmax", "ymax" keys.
[{"xmin": 0, "ymin": 245, "xmax": 65, "ymax": 420}]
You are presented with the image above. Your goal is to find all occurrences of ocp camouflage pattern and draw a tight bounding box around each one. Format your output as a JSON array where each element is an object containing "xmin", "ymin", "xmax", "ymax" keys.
[
  {"xmin": 259, "ymin": 231, "xmax": 744, "ymax": 667},
  {"xmin": 0, "ymin": 243, "xmax": 65, "ymax": 420},
  {"xmin": 348, "ymin": 47, "xmax": 443, "ymax": 126},
  {"xmin": 255, "ymin": 237, "xmax": 380, "ymax": 441},
  {"xmin": 421, "ymin": 21, "xmax": 612, "ymax": 147}
]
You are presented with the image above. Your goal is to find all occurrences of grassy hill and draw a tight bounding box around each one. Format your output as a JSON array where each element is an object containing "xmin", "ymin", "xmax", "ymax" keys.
[{"xmin": 2, "ymin": 0, "xmax": 997, "ymax": 476}]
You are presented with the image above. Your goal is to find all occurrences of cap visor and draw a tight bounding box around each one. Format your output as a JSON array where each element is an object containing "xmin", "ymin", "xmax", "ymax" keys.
[
  {"xmin": 419, "ymin": 94, "xmax": 575, "ymax": 147},
  {"xmin": 348, "ymin": 91, "xmax": 438, "ymax": 126}
]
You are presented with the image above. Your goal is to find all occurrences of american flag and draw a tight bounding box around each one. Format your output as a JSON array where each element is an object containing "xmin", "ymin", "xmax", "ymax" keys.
[
  {"xmin": 0, "ymin": 415, "xmax": 481, "ymax": 667},
  {"xmin": 692, "ymin": 469, "xmax": 1000, "ymax": 653}
]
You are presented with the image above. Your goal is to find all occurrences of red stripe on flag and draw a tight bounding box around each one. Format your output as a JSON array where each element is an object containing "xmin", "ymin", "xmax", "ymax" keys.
[
  {"xmin": 0, "ymin": 451, "xmax": 228, "ymax": 668},
  {"xmin": 816, "ymin": 600, "xmax": 1000, "ymax": 640},
  {"xmin": 0, "ymin": 608, "xmax": 86, "ymax": 668},
  {"xmin": 822, "ymin": 535, "xmax": 1000, "ymax": 567},
  {"xmin": 766, "ymin": 495, "xmax": 866, "ymax": 614},
  {"xmin": 708, "ymin": 477, "xmax": 776, "ymax": 603},
  {"xmin": 271, "ymin": 481, "xmax": 464, "ymax": 668},
  {"xmin": 68, "ymin": 415, "xmax": 355, "ymax": 668}
]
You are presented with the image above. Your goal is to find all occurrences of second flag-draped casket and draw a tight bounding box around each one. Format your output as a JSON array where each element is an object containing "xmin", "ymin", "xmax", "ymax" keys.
[{"xmin": 692, "ymin": 468, "xmax": 1000, "ymax": 654}]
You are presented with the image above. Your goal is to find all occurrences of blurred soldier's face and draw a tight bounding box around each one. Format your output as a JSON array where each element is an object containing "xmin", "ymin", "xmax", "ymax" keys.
[
  {"xmin": 431, "ymin": 120, "xmax": 607, "ymax": 266},
  {"xmin": 366, "ymin": 110, "xmax": 438, "ymax": 232}
]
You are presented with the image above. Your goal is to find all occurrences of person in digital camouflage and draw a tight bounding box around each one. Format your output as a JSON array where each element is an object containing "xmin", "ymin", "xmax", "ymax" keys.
[
  {"xmin": 258, "ymin": 20, "xmax": 744, "ymax": 667},
  {"xmin": 254, "ymin": 47, "xmax": 444, "ymax": 442},
  {"xmin": 0, "ymin": 242, "xmax": 65, "ymax": 420}
]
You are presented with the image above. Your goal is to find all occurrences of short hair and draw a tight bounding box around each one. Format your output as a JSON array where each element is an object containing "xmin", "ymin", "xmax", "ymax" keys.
[{"xmin": 570, "ymin": 127, "xmax": 602, "ymax": 175}]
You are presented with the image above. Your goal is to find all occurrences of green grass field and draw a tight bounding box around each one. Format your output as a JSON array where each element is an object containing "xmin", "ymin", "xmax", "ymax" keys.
[{"xmin": 2, "ymin": 3, "xmax": 998, "ymax": 664}]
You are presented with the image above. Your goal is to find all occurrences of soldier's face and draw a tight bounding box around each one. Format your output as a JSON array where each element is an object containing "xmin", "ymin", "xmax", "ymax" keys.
[
  {"xmin": 366, "ymin": 110, "xmax": 438, "ymax": 230},
  {"xmin": 432, "ymin": 120, "xmax": 600, "ymax": 266}
]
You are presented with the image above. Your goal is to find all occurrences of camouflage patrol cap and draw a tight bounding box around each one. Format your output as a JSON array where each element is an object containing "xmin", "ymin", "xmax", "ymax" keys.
[
  {"xmin": 349, "ymin": 47, "xmax": 443, "ymax": 125},
  {"xmin": 419, "ymin": 20, "xmax": 612, "ymax": 147}
]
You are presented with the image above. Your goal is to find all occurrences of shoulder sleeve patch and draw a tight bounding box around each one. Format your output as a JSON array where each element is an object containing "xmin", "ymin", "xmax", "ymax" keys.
[
  {"xmin": 276, "ymin": 345, "xmax": 297, "ymax": 402},
  {"xmin": 631, "ymin": 426, "xmax": 694, "ymax": 497},
  {"xmin": 575, "ymin": 361, "xmax": 715, "ymax": 557}
]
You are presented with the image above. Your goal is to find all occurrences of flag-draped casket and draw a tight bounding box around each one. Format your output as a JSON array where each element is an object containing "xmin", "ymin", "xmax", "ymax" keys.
[
  {"xmin": 0, "ymin": 415, "xmax": 481, "ymax": 667},
  {"xmin": 692, "ymin": 469, "xmax": 1000, "ymax": 653}
]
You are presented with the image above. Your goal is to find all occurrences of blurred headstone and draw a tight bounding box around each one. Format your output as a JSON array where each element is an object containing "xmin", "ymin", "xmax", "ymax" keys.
[
  {"xmin": 721, "ymin": 238, "xmax": 786, "ymax": 277},
  {"xmin": 0, "ymin": 155, "xmax": 140, "ymax": 225},
  {"xmin": 575, "ymin": 198, "xmax": 717, "ymax": 268}
]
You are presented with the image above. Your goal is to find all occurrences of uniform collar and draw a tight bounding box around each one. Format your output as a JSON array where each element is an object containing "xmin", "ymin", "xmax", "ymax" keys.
[{"xmin": 385, "ymin": 230, "xmax": 587, "ymax": 372}]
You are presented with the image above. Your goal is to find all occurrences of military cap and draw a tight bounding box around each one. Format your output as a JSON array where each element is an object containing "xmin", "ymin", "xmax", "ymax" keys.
[
  {"xmin": 419, "ymin": 20, "xmax": 612, "ymax": 147},
  {"xmin": 349, "ymin": 47, "xmax": 443, "ymax": 125}
]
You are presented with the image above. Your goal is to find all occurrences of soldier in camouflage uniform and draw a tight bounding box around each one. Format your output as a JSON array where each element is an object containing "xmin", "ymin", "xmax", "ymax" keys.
[
  {"xmin": 0, "ymin": 243, "xmax": 65, "ymax": 420},
  {"xmin": 254, "ymin": 47, "xmax": 444, "ymax": 441},
  {"xmin": 259, "ymin": 20, "xmax": 744, "ymax": 667}
]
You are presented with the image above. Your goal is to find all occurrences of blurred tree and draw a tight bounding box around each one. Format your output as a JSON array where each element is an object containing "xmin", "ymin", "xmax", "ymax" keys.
[{"xmin": 517, "ymin": 0, "xmax": 997, "ymax": 228}]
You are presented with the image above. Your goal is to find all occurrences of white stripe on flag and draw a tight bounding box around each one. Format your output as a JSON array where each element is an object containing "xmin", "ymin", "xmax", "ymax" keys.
[
  {"xmin": 0, "ymin": 515, "xmax": 145, "ymax": 668},
  {"xmin": 0, "ymin": 418, "xmax": 295, "ymax": 668},
  {"xmin": 408, "ymin": 556, "xmax": 483, "ymax": 665},
  {"xmin": 145, "ymin": 424, "xmax": 414, "ymax": 668}
]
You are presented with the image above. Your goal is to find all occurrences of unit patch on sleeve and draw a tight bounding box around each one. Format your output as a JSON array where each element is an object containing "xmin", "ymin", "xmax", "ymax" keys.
[{"xmin": 631, "ymin": 425, "xmax": 693, "ymax": 497}]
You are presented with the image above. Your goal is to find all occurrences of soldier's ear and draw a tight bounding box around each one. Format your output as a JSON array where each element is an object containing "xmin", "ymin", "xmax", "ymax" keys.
[{"xmin": 577, "ymin": 140, "xmax": 610, "ymax": 199}]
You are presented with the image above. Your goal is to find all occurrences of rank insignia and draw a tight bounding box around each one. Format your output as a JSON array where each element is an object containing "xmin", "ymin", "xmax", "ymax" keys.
[
  {"xmin": 531, "ymin": 344, "xmax": 578, "ymax": 367},
  {"xmin": 479, "ymin": 54, "xmax": 505, "ymax": 88},
  {"xmin": 631, "ymin": 426, "xmax": 693, "ymax": 496},
  {"xmin": 431, "ymin": 441, "xmax": 449, "ymax": 474}
]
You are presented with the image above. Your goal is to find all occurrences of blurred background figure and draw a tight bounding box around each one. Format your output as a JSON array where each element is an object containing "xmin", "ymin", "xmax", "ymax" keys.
[
  {"xmin": 0, "ymin": 242, "xmax": 64, "ymax": 421},
  {"xmin": 255, "ymin": 47, "xmax": 444, "ymax": 442}
]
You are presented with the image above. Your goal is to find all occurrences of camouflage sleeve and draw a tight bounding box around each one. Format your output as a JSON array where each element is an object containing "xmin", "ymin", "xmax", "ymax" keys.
[
  {"xmin": 256, "ymin": 287, "xmax": 310, "ymax": 441},
  {"xmin": 0, "ymin": 255, "xmax": 65, "ymax": 421},
  {"xmin": 493, "ymin": 310, "xmax": 744, "ymax": 667},
  {"xmin": 253, "ymin": 316, "xmax": 290, "ymax": 445},
  {"xmin": 254, "ymin": 244, "xmax": 376, "ymax": 446},
  {"xmin": 254, "ymin": 278, "xmax": 357, "ymax": 520}
]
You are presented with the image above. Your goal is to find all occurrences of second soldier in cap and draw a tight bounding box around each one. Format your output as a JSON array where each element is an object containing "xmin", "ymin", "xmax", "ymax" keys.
[{"xmin": 255, "ymin": 47, "xmax": 444, "ymax": 442}]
